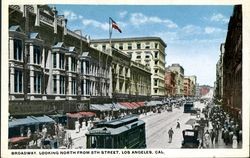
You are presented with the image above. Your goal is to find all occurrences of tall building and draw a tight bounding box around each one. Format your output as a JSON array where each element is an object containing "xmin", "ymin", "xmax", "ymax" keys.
[
  {"xmin": 91, "ymin": 37, "xmax": 167, "ymax": 98},
  {"xmin": 215, "ymin": 43, "xmax": 225, "ymax": 102},
  {"xmin": 183, "ymin": 77, "xmax": 191, "ymax": 97},
  {"xmin": 167, "ymin": 64, "xmax": 184, "ymax": 97},
  {"xmin": 223, "ymin": 5, "xmax": 242, "ymax": 119},
  {"xmin": 8, "ymin": 5, "xmax": 152, "ymax": 116},
  {"xmin": 185, "ymin": 76, "xmax": 197, "ymax": 96},
  {"xmin": 164, "ymin": 68, "xmax": 176, "ymax": 97}
]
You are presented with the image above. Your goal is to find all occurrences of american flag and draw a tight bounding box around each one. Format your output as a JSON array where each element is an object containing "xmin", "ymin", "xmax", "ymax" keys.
[{"xmin": 110, "ymin": 17, "xmax": 122, "ymax": 33}]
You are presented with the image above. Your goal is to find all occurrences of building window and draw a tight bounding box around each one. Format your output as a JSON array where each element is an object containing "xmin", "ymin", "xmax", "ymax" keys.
[
  {"xmin": 53, "ymin": 75, "xmax": 57, "ymax": 94},
  {"xmin": 145, "ymin": 55, "xmax": 150, "ymax": 59},
  {"xmin": 155, "ymin": 69, "xmax": 158, "ymax": 74},
  {"xmin": 59, "ymin": 75, "xmax": 65, "ymax": 94},
  {"xmin": 119, "ymin": 43, "xmax": 123, "ymax": 50},
  {"xmin": 128, "ymin": 43, "xmax": 132, "ymax": 50},
  {"xmin": 80, "ymin": 61, "xmax": 84, "ymax": 73},
  {"xmin": 102, "ymin": 44, "xmax": 106, "ymax": 51},
  {"xmin": 34, "ymin": 72, "xmax": 41, "ymax": 93},
  {"xmin": 154, "ymin": 89, "xmax": 158, "ymax": 94},
  {"xmin": 14, "ymin": 39, "xmax": 23, "ymax": 61},
  {"xmin": 154, "ymin": 79, "xmax": 158, "ymax": 86},
  {"xmin": 86, "ymin": 61, "xmax": 90, "ymax": 74},
  {"xmin": 155, "ymin": 43, "xmax": 158, "ymax": 49},
  {"xmin": 86, "ymin": 79, "xmax": 90, "ymax": 95},
  {"xmin": 145, "ymin": 42, "xmax": 150, "ymax": 49},
  {"xmin": 154, "ymin": 51, "xmax": 158, "ymax": 58},
  {"xmin": 53, "ymin": 53, "xmax": 57, "ymax": 68},
  {"xmin": 33, "ymin": 45, "xmax": 41, "ymax": 64},
  {"xmin": 59, "ymin": 53, "xmax": 65, "ymax": 69},
  {"xmin": 72, "ymin": 78, "xmax": 76, "ymax": 95},
  {"xmin": 155, "ymin": 61, "xmax": 158, "ymax": 65},
  {"xmin": 71, "ymin": 57, "xmax": 77, "ymax": 72},
  {"xmin": 14, "ymin": 69, "xmax": 23, "ymax": 93},
  {"xmin": 136, "ymin": 55, "xmax": 141, "ymax": 59},
  {"xmin": 81, "ymin": 80, "xmax": 84, "ymax": 95},
  {"xmin": 137, "ymin": 43, "xmax": 141, "ymax": 49}
]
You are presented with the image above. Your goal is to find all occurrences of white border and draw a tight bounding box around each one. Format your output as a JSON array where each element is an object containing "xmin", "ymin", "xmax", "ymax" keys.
[{"xmin": 2, "ymin": 0, "xmax": 250, "ymax": 157}]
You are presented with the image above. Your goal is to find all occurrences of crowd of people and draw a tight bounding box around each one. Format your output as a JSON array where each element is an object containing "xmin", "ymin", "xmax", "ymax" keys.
[{"xmin": 202, "ymin": 105, "xmax": 242, "ymax": 148}]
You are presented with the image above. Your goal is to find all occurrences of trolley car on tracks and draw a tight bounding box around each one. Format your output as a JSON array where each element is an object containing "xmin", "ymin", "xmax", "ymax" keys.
[{"xmin": 86, "ymin": 115, "xmax": 146, "ymax": 149}]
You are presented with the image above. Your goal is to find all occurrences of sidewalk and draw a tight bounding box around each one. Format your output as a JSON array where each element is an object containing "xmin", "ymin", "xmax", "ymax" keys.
[
  {"xmin": 203, "ymin": 124, "xmax": 242, "ymax": 149},
  {"xmin": 65, "ymin": 128, "xmax": 88, "ymax": 149}
]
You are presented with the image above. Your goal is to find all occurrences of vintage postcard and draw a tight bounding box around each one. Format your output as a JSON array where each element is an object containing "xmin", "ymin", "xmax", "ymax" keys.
[{"xmin": 1, "ymin": 0, "xmax": 249, "ymax": 157}]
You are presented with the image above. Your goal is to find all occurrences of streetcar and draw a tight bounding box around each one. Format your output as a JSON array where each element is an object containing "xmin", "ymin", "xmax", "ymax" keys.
[
  {"xmin": 86, "ymin": 115, "xmax": 146, "ymax": 149},
  {"xmin": 183, "ymin": 102, "xmax": 194, "ymax": 113}
]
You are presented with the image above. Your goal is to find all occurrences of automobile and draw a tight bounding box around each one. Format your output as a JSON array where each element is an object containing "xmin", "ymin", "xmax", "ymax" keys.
[{"xmin": 181, "ymin": 129, "xmax": 200, "ymax": 148}]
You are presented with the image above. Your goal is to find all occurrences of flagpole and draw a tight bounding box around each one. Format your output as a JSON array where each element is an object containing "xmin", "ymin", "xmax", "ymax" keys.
[
  {"xmin": 107, "ymin": 17, "xmax": 112, "ymax": 98},
  {"xmin": 109, "ymin": 17, "xmax": 112, "ymax": 54}
]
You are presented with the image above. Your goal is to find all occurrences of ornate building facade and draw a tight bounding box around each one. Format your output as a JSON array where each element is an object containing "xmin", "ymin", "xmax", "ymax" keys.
[
  {"xmin": 91, "ymin": 37, "xmax": 166, "ymax": 99},
  {"xmin": 8, "ymin": 5, "xmax": 152, "ymax": 116},
  {"xmin": 9, "ymin": 5, "xmax": 111, "ymax": 116}
]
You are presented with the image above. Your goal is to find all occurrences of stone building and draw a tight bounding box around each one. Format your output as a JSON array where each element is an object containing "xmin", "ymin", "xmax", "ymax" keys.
[
  {"xmin": 185, "ymin": 76, "xmax": 197, "ymax": 96},
  {"xmin": 164, "ymin": 68, "xmax": 176, "ymax": 97},
  {"xmin": 8, "ymin": 5, "xmax": 112, "ymax": 116},
  {"xmin": 110, "ymin": 48, "xmax": 151, "ymax": 102},
  {"xmin": 167, "ymin": 64, "xmax": 184, "ymax": 97},
  {"xmin": 183, "ymin": 77, "xmax": 191, "ymax": 97},
  {"xmin": 8, "ymin": 5, "xmax": 152, "ymax": 116},
  {"xmin": 222, "ymin": 5, "xmax": 242, "ymax": 119},
  {"xmin": 91, "ymin": 37, "xmax": 167, "ymax": 99}
]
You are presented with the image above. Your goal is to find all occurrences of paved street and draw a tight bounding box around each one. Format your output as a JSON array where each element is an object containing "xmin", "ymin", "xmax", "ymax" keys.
[
  {"xmin": 142, "ymin": 105, "xmax": 192, "ymax": 148},
  {"xmin": 66, "ymin": 101, "xmax": 241, "ymax": 149}
]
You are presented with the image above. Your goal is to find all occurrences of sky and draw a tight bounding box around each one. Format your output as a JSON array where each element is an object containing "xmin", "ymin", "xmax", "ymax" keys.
[{"xmin": 54, "ymin": 4, "xmax": 234, "ymax": 86}]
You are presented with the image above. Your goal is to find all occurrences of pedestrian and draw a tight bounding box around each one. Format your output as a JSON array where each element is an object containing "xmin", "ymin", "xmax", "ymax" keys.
[
  {"xmin": 232, "ymin": 134, "xmax": 238, "ymax": 149},
  {"xmin": 176, "ymin": 121, "xmax": 180, "ymax": 129},
  {"xmin": 27, "ymin": 127, "xmax": 32, "ymax": 138},
  {"xmin": 168, "ymin": 128, "xmax": 174, "ymax": 143},
  {"xmin": 210, "ymin": 129, "xmax": 216, "ymax": 145},
  {"xmin": 224, "ymin": 129, "xmax": 230, "ymax": 145},
  {"xmin": 67, "ymin": 133, "xmax": 73, "ymax": 149},
  {"xmin": 54, "ymin": 123, "xmax": 59, "ymax": 136},
  {"xmin": 204, "ymin": 130, "xmax": 210, "ymax": 148}
]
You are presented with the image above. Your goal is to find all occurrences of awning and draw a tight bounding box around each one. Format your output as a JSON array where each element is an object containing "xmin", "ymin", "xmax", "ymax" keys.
[
  {"xmin": 9, "ymin": 136, "xmax": 30, "ymax": 144},
  {"xmin": 119, "ymin": 102, "xmax": 134, "ymax": 109},
  {"xmin": 31, "ymin": 115, "xmax": 55, "ymax": 124},
  {"xmin": 103, "ymin": 103, "xmax": 119, "ymax": 111},
  {"xmin": 114, "ymin": 103, "xmax": 128, "ymax": 110},
  {"xmin": 66, "ymin": 111, "xmax": 96, "ymax": 118},
  {"xmin": 9, "ymin": 116, "xmax": 40, "ymax": 128},
  {"xmin": 90, "ymin": 104, "xmax": 111, "ymax": 111},
  {"xmin": 136, "ymin": 102, "xmax": 145, "ymax": 107},
  {"xmin": 145, "ymin": 101, "xmax": 159, "ymax": 106}
]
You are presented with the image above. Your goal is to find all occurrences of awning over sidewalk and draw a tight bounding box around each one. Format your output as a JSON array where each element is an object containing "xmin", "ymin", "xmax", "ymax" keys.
[
  {"xmin": 66, "ymin": 111, "xmax": 96, "ymax": 118},
  {"xmin": 146, "ymin": 101, "xmax": 161, "ymax": 106},
  {"xmin": 90, "ymin": 104, "xmax": 112, "ymax": 111},
  {"xmin": 119, "ymin": 102, "xmax": 134, "ymax": 109},
  {"xmin": 9, "ymin": 116, "xmax": 40, "ymax": 128},
  {"xmin": 103, "ymin": 103, "xmax": 119, "ymax": 111},
  {"xmin": 31, "ymin": 115, "xmax": 55, "ymax": 124}
]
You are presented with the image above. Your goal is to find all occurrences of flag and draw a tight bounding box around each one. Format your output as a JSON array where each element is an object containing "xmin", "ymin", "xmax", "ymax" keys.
[{"xmin": 110, "ymin": 17, "xmax": 122, "ymax": 33}]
